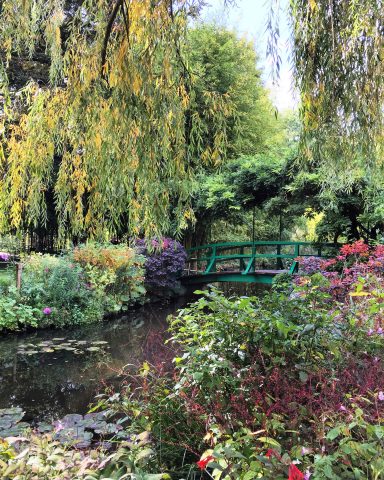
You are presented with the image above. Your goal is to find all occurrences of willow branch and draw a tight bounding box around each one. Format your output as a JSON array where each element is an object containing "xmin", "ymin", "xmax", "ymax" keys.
[{"xmin": 101, "ymin": 0, "xmax": 123, "ymax": 73}]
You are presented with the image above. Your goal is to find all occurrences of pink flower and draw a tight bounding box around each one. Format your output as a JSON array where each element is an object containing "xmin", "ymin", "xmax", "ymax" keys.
[
  {"xmin": 378, "ymin": 391, "xmax": 384, "ymax": 401},
  {"xmin": 301, "ymin": 447, "xmax": 311, "ymax": 456},
  {"xmin": 43, "ymin": 307, "xmax": 52, "ymax": 315},
  {"xmin": 368, "ymin": 329, "xmax": 374, "ymax": 336},
  {"xmin": 339, "ymin": 405, "xmax": 347, "ymax": 412}
]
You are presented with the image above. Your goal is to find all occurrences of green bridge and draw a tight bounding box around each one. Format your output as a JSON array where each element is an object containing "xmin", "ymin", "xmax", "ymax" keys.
[{"xmin": 182, "ymin": 241, "xmax": 338, "ymax": 285}]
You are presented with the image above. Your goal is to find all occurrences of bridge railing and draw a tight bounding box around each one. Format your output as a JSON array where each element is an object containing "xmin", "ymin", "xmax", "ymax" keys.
[{"xmin": 184, "ymin": 241, "xmax": 340, "ymax": 277}]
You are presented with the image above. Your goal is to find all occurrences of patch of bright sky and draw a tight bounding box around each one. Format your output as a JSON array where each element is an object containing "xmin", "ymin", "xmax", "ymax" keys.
[{"xmin": 200, "ymin": 0, "xmax": 298, "ymax": 112}]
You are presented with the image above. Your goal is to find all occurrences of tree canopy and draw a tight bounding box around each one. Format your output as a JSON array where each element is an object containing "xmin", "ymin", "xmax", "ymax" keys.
[
  {"xmin": 279, "ymin": 0, "xmax": 384, "ymax": 184},
  {"xmin": 0, "ymin": 0, "xmax": 232, "ymax": 240}
]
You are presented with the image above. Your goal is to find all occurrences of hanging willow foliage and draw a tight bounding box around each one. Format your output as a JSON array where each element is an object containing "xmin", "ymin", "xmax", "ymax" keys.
[
  {"xmin": 0, "ymin": 0, "xmax": 233, "ymax": 240},
  {"xmin": 269, "ymin": 0, "xmax": 384, "ymax": 189},
  {"xmin": 292, "ymin": 0, "xmax": 384, "ymax": 185}
]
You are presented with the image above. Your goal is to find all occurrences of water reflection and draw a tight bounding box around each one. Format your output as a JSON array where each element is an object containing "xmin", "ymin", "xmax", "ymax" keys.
[
  {"xmin": 0, "ymin": 283, "xmax": 267, "ymax": 422},
  {"xmin": 0, "ymin": 296, "xmax": 192, "ymax": 422}
]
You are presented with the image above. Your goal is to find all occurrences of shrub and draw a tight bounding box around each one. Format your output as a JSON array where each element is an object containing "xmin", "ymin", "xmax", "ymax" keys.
[
  {"xmin": 297, "ymin": 255, "xmax": 324, "ymax": 274},
  {"xmin": 21, "ymin": 254, "xmax": 105, "ymax": 327},
  {"xmin": 72, "ymin": 243, "xmax": 146, "ymax": 311},
  {"xmin": 135, "ymin": 238, "xmax": 187, "ymax": 290},
  {"xmin": 0, "ymin": 286, "xmax": 41, "ymax": 331}
]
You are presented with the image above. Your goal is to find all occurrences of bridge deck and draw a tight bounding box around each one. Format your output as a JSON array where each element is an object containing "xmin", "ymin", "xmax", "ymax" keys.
[
  {"xmin": 182, "ymin": 270, "xmax": 289, "ymax": 285},
  {"xmin": 186, "ymin": 269, "xmax": 288, "ymax": 276},
  {"xmin": 182, "ymin": 241, "xmax": 340, "ymax": 285}
]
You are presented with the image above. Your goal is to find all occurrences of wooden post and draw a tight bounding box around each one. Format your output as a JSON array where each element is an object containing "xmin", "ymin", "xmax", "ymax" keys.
[{"xmin": 16, "ymin": 262, "xmax": 23, "ymax": 289}]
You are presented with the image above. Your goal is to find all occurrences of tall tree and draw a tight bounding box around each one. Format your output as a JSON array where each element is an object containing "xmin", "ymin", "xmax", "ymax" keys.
[
  {"xmin": 182, "ymin": 24, "xmax": 281, "ymax": 246},
  {"xmin": 0, "ymin": 1, "xmax": 232, "ymax": 241},
  {"xmin": 187, "ymin": 24, "xmax": 277, "ymax": 160}
]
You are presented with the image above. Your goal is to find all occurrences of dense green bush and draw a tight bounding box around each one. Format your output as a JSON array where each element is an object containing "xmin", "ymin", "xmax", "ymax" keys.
[
  {"xmin": 20, "ymin": 254, "xmax": 105, "ymax": 327},
  {"xmin": 0, "ymin": 286, "xmax": 41, "ymax": 331}
]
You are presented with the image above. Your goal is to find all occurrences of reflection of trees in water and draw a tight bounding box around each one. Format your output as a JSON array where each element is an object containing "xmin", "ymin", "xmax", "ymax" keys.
[{"xmin": 0, "ymin": 299, "xmax": 190, "ymax": 421}]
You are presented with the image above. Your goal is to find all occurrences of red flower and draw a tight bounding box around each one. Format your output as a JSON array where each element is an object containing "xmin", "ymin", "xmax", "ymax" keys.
[
  {"xmin": 265, "ymin": 448, "xmax": 274, "ymax": 458},
  {"xmin": 265, "ymin": 448, "xmax": 281, "ymax": 460},
  {"xmin": 288, "ymin": 464, "xmax": 304, "ymax": 480},
  {"xmin": 197, "ymin": 455, "xmax": 214, "ymax": 470}
]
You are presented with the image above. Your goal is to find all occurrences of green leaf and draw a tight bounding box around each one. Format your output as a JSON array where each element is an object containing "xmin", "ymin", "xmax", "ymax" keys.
[
  {"xmin": 299, "ymin": 371, "xmax": 309, "ymax": 383},
  {"xmin": 257, "ymin": 437, "xmax": 281, "ymax": 448}
]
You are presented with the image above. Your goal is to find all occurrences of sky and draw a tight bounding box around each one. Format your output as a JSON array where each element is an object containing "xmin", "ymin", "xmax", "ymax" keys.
[{"xmin": 200, "ymin": 0, "xmax": 297, "ymax": 111}]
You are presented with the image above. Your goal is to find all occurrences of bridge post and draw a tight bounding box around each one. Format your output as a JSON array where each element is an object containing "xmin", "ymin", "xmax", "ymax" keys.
[
  {"xmin": 251, "ymin": 243, "xmax": 256, "ymax": 272},
  {"xmin": 240, "ymin": 246, "xmax": 245, "ymax": 271},
  {"xmin": 289, "ymin": 243, "xmax": 300, "ymax": 274},
  {"xmin": 276, "ymin": 244, "xmax": 283, "ymax": 269},
  {"xmin": 205, "ymin": 245, "xmax": 217, "ymax": 274}
]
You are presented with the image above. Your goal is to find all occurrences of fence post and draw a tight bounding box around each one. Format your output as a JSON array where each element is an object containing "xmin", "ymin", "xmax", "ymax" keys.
[{"xmin": 16, "ymin": 262, "xmax": 23, "ymax": 289}]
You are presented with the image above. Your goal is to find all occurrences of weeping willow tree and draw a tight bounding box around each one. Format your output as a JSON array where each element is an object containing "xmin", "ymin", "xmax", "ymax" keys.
[
  {"xmin": 288, "ymin": 0, "xmax": 383, "ymax": 187},
  {"xmin": 0, "ymin": 0, "xmax": 233, "ymax": 241}
]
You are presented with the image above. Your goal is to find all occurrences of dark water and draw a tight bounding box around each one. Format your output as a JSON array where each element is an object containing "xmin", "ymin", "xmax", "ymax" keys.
[
  {"xmin": 0, "ymin": 295, "xmax": 195, "ymax": 423},
  {"xmin": 0, "ymin": 283, "xmax": 268, "ymax": 423}
]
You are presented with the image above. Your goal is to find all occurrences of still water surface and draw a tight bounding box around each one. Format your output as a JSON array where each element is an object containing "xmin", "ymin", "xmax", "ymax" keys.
[
  {"xmin": 0, "ymin": 283, "xmax": 268, "ymax": 423},
  {"xmin": 0, "ymin": 296, "xmax": 193, "ymax": 423}
]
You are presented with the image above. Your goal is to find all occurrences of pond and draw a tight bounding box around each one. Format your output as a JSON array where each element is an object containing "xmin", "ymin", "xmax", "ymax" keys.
[
  {"xmin": 0, "ymin": 295, "xmax": 195, "ymax": 424},
  {"xmin": 0, "ymin": 283, "xmax": 268, "ymax": 425}
]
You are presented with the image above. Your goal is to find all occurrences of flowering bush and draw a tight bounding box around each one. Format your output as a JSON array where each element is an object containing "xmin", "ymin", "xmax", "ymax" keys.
[
  {"xmin": 0, "ymin": 244, "xmax": 147, "ymax": 331},
  {"xmin": 72, "ymin": 243, "xmax": 146, "ymax": 310},
  {"xmin": 135, "ymin": 238, "xmax": 187, "ymax": 290},
  {"xmin": 21, "ymin": 254, "xmax": 105, "ymax": 327}
]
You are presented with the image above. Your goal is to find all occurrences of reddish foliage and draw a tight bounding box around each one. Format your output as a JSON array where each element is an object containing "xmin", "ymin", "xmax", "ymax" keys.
[
  {"xmin": 340, "ymin": 240, "xmax": 369, "ymax": 258},
  {"xmin": 173, "ymin": 353, "xmax": 384, "ymax": 440}
]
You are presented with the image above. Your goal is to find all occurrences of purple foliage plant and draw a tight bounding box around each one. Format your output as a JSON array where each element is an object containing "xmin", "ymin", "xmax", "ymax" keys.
[{"xmin": 135, "ymin": 238, "xmax": 187, "ymax": 289}]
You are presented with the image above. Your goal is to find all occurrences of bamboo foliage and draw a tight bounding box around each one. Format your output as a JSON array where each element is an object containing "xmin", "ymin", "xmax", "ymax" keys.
[{"xmin": 0, "ymin": 0, "xmax": 232, "ymax": 239}]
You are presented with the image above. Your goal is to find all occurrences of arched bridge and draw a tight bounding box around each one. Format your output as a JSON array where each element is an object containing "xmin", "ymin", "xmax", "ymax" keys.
[{"xmin": 182, "ymin": 241, "xmax": 338, "ymax": 285}]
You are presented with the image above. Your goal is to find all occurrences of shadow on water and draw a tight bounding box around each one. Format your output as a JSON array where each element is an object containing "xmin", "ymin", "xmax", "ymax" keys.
[{"xmin": 0, "ymin": 283, "xmax": 267, "ymax": 422}]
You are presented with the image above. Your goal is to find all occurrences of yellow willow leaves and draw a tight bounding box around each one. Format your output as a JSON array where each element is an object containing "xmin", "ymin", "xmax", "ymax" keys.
[
  {"xmin": 131, "ymin": 73, "xmax": 142, "ymax": 96},
  {"xmin": 0, "ymin": 0, "xmax": 232, "ymax": 239},
  {"xmin": 95, "ymin": 133, "xmax": 102, "ymax": 151}
]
